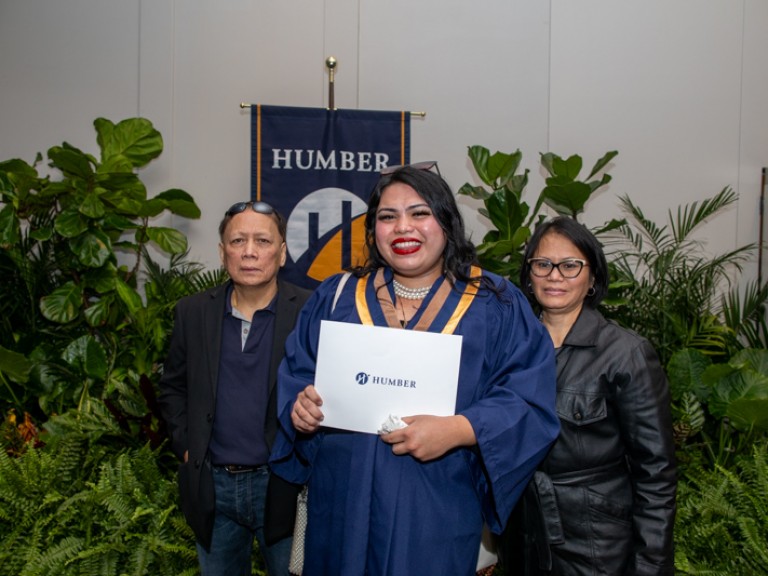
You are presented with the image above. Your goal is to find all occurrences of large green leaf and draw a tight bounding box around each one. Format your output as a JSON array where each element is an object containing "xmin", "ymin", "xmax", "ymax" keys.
[
  {"xmin": 101, "ymin": 213, "xmax": 139, "ymax": 232},
  {"xmin": 84, "ymin": 263, "xmax": 118, "ymax": 292},
  {"xmin": 96, "ymin": 171, "xmax": 144, "ymax": 195},
  {"xmin": 707, "ymin": 348, "xmax": 768, "ymax": 431},
  {"xmin": 479, "ymin": 239, "xmax": 519, "ymax": 259},
  {"xmin": 0, "ymin": 203, "xmax": 20, "ymax": 244},
  {"xmin": 100, "ymin": 187, "xmax": 147, "ymax": 214},
  {"xmin": 29, "ymin": 361, "xmax": 62, "ymax": 399},
  {"xmin": 84, "ymin": 296, "xmax": 113, "ymax": 327},
  {"xmin": 0, "ymin": 171, "xmax": 13, "ymax": 196},
  {"xmin": 507, "ymin": 172, "xmax": 529, "ymax": 197},
  {"xmin": 40, "ymin": 282, "xmax": 83, "ymax": 323},
  {"xmin": 487, "ymin": 150, "xmax": 523, "ymax": 187},
  {"xmin": 95, "ymin": 117, "xmax": 163, "ymax": 168},
  {"xmin": 541, "ymin": 180, "xmax": 593, "ymax": 217},
  {"xmin": 485, "ymin": 192, "xmax": 511, "ymax": 236},
  {"xmin": 587, "ymin": 173, "xmax": 613, "ymax": 193},
  {"xmin": 70, "ymin": 230, "xmax": 112, "ymax": 267},
  {"xmin": 145, "ymin": 226, "xmax": 188, "ymax": 254},
  {"xmin": 79, "ymin": 192, "xmax": 106, "ymax": 219},
  {"xmin": 457, "ymin": 183, "xmax": 490, "ymax": 201},
  {"xmin": 138, "ymin": 197, "xmax": 178, "ymax": 218},
  {"xmin": 0, "ymin": 158, "xmax": 45, "ymax": 205},
  {"xmin": 47, "ymin": 145, "xmax": 94, "ymax": 179},
  {"xmin": 541, "ymin": 153, "xmax": 583, "ymax": 180},
  {"xmin": 153, "ymin": 188, "xmax": 202, "ymax": 219},
  {"xmin": 467, "ymin": 145, "xmax": 492, "ymax": 185},
  {"xmin": 511, "ymin": 226, "xmax": 531, "ymax": 247},
  {"xmin": 553, "ymin": 154, "xmax": 582, "ymax": 180},
  {"xmin": 486, "ymin": 188, "xmax": 528, "ymax": 236},
  {"xmin": 26, "ymin": 340, "xmax": 71, "ymax": 392},
  {"xmin": 731, "ymin": 348, "xmax": 768, "ymax": 375},
  {"xmin": 0, "ymin": 157, "xmax": 39, "ymax": 181},
  {"xmin": 727, "ymin": 397, "xmax": 768, "ymax": 432},
  {"xmin": 54, "ymin": 209, "xmax": 89, "ymax": 238},
  {"xmin": 98, "ymin": 155, "xmax": 135, "ymax": 175},
  {"xmin": 586, "ymin": 150, "xmax": 619, "ymax": 179},
  {"xmin": 709, "ymin": 367, "xmax": 768, "ymax": 421},
  {"xmin": 62, "ymin": 335, "xmax": 108, "ymax": 379},
  {"xmin": 666, "ymin": 348, "xmax": 711, "ymax": 402},
  {"xmin": 115, "ymin": 277, "xmax": 143, "ymax": 315},
  {"xmin": 29, "ymin": 226, "xmax": 53, "ymax": 242},
  {"xmin": 0, "ymin": 345, "xmax": 33, "ymax": 383}
]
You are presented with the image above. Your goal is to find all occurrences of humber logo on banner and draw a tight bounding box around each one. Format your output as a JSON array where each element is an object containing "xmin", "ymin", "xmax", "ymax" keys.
[{"xmin": 252, "ymin": 105, "xmax": 411, "ymax": 289}]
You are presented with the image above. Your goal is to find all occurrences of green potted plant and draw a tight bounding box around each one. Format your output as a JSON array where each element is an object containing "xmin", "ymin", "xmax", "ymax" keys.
[
  {"xmin": 458, "ymin": 145, "xmax": 620, "ymax": 284},
  {"xmin": 0, "ymin": 117, "xmax": 203, "ymax": 445}
]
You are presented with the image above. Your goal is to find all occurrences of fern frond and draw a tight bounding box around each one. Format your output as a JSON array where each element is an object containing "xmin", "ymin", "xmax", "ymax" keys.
[
  {"xmin": 676, "ymin": 443, "xmax": 768, "ymax": 574},
  {"xmin": 21, "ymin": 535, "xmax": 85, "ymax": 576}
]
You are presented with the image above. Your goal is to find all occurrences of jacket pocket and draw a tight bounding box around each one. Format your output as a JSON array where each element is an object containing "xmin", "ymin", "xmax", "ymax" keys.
[
  {"xmin": 556, "ymin": 390, "xmax": 607, "ymax": 426},
  {"xmin": 586, "ymin": 488, "xmax": 633, "ymax": 574}
]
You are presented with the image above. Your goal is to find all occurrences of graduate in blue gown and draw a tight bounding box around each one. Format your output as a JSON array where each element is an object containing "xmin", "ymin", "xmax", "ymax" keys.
[{"xmin": 270, "ymin": 163, "xmax": 559, "ymax": 576}]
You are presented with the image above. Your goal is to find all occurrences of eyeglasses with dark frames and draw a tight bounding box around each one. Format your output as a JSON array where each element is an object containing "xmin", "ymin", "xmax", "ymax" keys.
[
  {"xmin": 528, "ymin": 258, "xmax": 589, "ymax": 279},
  {"xmin": 380, "ymin": 160, "xmax": 441, "ymax": 177},
  {"xmin": 224, "ymin": 201, "xmax": 276, "ymax": 217}
]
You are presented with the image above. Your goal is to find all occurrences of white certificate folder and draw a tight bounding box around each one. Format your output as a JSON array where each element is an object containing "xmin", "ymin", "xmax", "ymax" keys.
[{"xmin": 314, "ymin": 320, "xmax": 462, "ymax": 434}]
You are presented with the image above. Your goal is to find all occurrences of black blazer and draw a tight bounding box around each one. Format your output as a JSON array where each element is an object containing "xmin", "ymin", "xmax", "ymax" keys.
[{"xmin": 159, "ymin": 279, "xmax": 311, "ymax": 550}]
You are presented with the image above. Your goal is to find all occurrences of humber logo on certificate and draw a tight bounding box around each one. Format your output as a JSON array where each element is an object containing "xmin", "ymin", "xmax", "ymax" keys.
[
  {"xmin": 355, "ymin": 371, "xmax": 417, "ymax": 388},
  {"xmin": 316, "ymin": 320, "xmax": 461, "ymax": 435}
]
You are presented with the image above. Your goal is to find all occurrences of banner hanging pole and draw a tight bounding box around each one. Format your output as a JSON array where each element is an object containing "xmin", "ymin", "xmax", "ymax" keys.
[
  {"xmin": 240, "ymin": 103, "xmax": 426, "ymax": 117},
  {"xmin": 240, "ymin": 55, "xmax": 426, "ymax": 116}
]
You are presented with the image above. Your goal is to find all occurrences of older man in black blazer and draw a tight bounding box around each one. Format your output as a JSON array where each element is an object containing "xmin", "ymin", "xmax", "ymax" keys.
[{"xmin": 159, "ymin": 201, "xmax": 311, "ymax": 576}]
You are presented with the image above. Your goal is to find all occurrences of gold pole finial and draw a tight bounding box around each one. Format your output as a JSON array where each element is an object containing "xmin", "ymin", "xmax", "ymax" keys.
[{"xmin": 326, "ymin": 56, "xmax": 337, "ymax": 110}]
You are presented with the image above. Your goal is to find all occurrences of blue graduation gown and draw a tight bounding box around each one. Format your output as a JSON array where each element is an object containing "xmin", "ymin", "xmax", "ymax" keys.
[{"xmin": 270, "ymin": 269, "xmax": 558, "ymax": 576}]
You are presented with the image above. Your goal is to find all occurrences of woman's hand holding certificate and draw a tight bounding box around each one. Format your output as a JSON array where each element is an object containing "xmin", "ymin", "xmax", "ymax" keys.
[
  {"xmin": 379, "ymin": 414, "xmax": 476, "ymax": 462},
  {"xmin": 291, "ymin": 384, "xmax": 324, "ymax": 434}
]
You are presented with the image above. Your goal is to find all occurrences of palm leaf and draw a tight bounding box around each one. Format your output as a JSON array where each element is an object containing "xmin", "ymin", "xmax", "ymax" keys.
[{"xmin": 672, "ymin": 187, "xmax": 738, "ymax": 243}]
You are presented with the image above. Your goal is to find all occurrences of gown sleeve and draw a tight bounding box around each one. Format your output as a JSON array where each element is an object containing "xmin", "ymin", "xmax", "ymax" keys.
[
  {"xmin": 458, "ymin": 279, "xmax": 560, "ymax": 533},
  {"xmin": 269, "ymin": 274, "xmax": 352, "ymax": 483}
]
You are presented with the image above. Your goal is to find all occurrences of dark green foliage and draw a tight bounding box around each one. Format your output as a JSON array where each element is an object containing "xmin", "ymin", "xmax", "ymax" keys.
[
  {"xmin": 457, "ymin": 146, "xmax": 622, "ymax": 284},
  {"xmin": 604, "ymin": 188, "xmax": 760, "ymax": 366},
  {"xmin": 0, "ymin": 424, "xmax": 198, "ymax": 576},
  {"xmin": 675, "ymin": 442, "xmax": 768, "ymax": 575},
  {"xmin": 668, "ymin": 347, "xmax": 768, "ymax": 471},
  {"xmin": 0, "ymin": 117, "xmax": 255, "ymax": 574},
  {"xmin": 0, "ymin": 117, "xmax": 212, "ymax": 448}
]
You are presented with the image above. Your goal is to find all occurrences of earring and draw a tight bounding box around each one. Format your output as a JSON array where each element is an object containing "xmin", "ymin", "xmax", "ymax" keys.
[
  {"xmin": 527, "ymin": 282, "xmax": 534, "ymax": 294},
  {"xmin": 587, "ymin": 286, "xmax": 596, "ymax": 297}
]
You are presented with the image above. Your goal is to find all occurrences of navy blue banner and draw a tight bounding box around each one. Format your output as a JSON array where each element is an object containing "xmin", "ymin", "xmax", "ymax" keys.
[{"xmin": 252, "ymin": 105, "xmax": 410, "ymax": 289}]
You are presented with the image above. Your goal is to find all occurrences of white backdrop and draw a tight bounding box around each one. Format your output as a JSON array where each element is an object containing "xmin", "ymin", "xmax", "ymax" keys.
[{"xmin": 1, "ymin": 0, "xmax": 767, "ymax": 283}]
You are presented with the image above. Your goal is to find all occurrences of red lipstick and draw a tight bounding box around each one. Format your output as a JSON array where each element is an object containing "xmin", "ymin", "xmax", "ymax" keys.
[{"xmin": 391, "ymin": 237, "xmax": 421, "ymax": 255}]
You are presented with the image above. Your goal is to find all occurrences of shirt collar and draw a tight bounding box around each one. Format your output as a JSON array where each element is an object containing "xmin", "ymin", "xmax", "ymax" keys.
[{"xmin": 225, "ymin": 281, "xmax": 278, "ymax": 318}]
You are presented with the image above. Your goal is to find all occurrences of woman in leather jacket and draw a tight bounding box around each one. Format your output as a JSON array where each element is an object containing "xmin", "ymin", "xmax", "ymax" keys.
[{"xmin": 499, "ymin": 217, "xmax": 677, "ymax": 575}]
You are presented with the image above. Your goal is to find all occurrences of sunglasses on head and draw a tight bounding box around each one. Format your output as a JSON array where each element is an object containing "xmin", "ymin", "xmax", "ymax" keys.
[
  {"xmin": 224, "ymin": 201, "xmax": 276, "ymax": 217},
  {"xmin": 380, "ymin": 160, "xmax": 441, "ymax": 177}
]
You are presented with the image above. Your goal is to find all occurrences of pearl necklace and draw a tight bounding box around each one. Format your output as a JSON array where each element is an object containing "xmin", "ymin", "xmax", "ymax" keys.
[{"xmin": 393, "ymin": 279, "xmax": 432, "ymax": 300}]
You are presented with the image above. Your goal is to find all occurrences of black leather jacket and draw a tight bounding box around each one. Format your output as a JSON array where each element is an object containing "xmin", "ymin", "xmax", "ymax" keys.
[{"xmin": 501, "ymin": 307, "xmax": 677, "ymax": 576}]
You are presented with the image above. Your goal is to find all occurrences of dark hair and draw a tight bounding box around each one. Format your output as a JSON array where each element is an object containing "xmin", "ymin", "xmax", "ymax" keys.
[
  {"xmin": 354, "ymin": 165, "xmax": 479, "ymax": 286},
  {"xmin": 520, "ymin": 216, "xmax": 609, "ymax": 308},
  {"xmin": 218, "ymin": 201, "xmax": 287, "ymax": 241}
]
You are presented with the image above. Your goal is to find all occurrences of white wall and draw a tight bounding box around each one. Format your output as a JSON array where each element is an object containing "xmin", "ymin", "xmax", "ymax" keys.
[{"xmin": 1, "ymin": 0, "xmax": 767, "ymax": 282}]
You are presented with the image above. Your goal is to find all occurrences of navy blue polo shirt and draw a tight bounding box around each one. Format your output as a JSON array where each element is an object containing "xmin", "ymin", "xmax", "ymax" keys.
[{"xmin": 208, "ymin": 285, "xmax": 275, "ymax": 466}]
